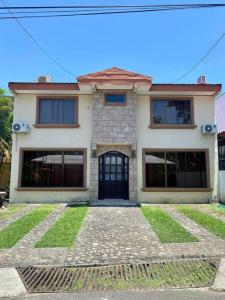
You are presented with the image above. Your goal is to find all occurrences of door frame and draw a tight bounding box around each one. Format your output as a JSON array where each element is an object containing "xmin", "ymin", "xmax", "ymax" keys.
[{"xmin": 98, "ymin": 151, "xmax": 129, "ymax": 200}]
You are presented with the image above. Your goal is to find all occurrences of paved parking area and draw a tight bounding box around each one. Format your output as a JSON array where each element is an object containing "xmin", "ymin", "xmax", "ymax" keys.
[{"xmin": 1, "ymin": 205, "xmax": 225, "ymax": 267}]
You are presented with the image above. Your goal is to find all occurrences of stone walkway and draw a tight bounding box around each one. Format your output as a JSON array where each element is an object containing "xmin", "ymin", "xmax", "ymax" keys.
[
  {"xmin": 64, "ymin": 206, "xmax": 225, "ymax": 265},
  {"xmin": 0, "ymin": 205, "xmax": 67, "ymax": 266},
  {"xmin": 161, "ymin": 205, "xmax": 225, "ymax": 258},
  {"xmin": 1, "ymin": 205, "xmax": 225, "ymax": 267},
  {"xmin": 65, "ymin": 207, "xmax": 164, "ymax": 265},
  {"xmin": 0, "ymin": 205, "xmax": 38, "ymax": 229}
]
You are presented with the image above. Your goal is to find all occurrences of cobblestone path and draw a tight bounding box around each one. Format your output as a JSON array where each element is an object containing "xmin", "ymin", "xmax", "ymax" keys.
[
  {"xmin": 1, "ymin": 205, "xmax": 225, "ymax": 267},
  {"xmin": 0, "ymin": 205, "xmax": 38, "ymax": 229},
  {"xmin": 0, "ymin": 205, "xmax": 67, "ymax": 266},
  {"xmin": 161, "ymin": 205, "xmax": 225, "ymax": 258},
  {"xmin": 65, "ymin": 207, "xmax": 164, "ymax": 265}
]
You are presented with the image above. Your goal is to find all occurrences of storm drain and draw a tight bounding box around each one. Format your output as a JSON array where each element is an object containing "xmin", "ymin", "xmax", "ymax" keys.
[{"xmin": 17, "ymin": 258, "xmax": 219, "ymax": 293}]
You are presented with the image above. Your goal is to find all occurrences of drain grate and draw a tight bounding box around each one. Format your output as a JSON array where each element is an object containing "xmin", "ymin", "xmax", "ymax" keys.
[{"xmin": 17, "ymin": 258, "xmax": 219, "ymax": 293}]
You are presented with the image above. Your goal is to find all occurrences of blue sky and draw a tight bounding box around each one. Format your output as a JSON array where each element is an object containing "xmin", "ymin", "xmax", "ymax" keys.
[{"xmin": 1, "ymin": 0, "xmax": 225, "ymax": 92}]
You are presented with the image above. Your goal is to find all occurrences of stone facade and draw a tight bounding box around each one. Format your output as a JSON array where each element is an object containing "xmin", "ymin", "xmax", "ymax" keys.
[{"xmin": 90, "ymin": 91, "xmax": 137, "ymax": 200}]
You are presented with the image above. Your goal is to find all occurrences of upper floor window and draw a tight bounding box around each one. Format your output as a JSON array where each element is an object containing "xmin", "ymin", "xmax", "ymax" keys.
[
  {"xmin": 218, "ymin": 137, "xmax": 225, "ymax": 171},
  {"xmin": 151, "ymin": 98, "xmax": 193, "ymax": 126},
  {"xmin": 37, "ymin": 97, "xmax": 78, "ymax": 126},
  {"xmin": 105, "ymin": 94, "xmax": 126, "ymax": 105}
]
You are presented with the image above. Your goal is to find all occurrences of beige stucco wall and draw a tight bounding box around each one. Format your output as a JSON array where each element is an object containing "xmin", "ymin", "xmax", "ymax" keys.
[
  {"xmin": 136, "ymin": 94, "xmax": 217, "ymax": 203},
  {"xmin": 220, "ymin": 171, "xmax": 225, "ymax": 201},
  {"xmin": 10, "ymin": 93, "xmax": 92, "ymax": 203}
]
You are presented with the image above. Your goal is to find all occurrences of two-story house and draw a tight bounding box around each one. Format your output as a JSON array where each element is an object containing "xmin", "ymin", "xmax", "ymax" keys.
[{"xmin": 8, "ymin": 67, "xmax": 221, "ymax": 204}]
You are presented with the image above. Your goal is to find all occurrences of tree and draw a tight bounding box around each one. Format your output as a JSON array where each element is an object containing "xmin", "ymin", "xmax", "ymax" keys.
[
  {"xmin": 0, "ymin": 138, "xmax": 10, "ymax": 165},
  {"xmin": 0, "ymin": 88, "xmax": 13, "ymax": 145}
]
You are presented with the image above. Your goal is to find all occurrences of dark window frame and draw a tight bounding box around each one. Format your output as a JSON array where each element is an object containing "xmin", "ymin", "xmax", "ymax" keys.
[
  {"xmin": 104, "ymin": 93, "xmax": 127, "ymax": 106},
  {"xmin": 149, "ymin": 97, "xmax": 196, "ymax": 129},
  {"xmin": 35, "ymin": 96, "xmax": 79, "ymax": 128},
  {"xmin": 142, "ymin": 148, "xmax": 211, "ymax": 191},
  {"xmin": 218, "ymin": 137, "xmax": 225, "ymax": 171},
  {"xmin": 17, "ymin": 148, "xmax": 87, "ymax": 191}
]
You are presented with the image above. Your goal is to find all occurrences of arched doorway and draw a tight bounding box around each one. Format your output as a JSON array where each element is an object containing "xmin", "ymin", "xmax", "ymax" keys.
[{"xmin": 99, "ymin": 151, "xmax": 129, "ymax": 200}]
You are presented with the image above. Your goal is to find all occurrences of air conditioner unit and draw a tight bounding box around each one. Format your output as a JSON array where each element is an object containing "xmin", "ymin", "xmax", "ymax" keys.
[
  {"xmin": 12, "ymin": 122, "xmax": 30, "ymax": 133},
  {"xmin": 37, "ymin": 75, "xmax": 52, "ymax": 83},
  {"xmin": 201, "ymin": 124, "xmax": 217, "ymax": 135}
]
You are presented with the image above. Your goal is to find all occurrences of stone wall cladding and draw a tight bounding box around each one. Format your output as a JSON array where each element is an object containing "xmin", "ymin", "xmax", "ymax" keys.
[{"xmin": 90, "ymin": 91, "xmax": 137, "ymax": 201}]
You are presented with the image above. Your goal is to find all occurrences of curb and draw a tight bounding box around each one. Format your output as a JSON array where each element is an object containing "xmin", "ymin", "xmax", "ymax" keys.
[{"xmin": 211, "ymin": 258, "xmax": 225, "ymax": 291}]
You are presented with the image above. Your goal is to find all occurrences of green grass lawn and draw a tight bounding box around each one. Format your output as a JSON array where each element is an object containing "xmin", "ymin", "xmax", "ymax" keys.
[
  {"xmin": 0, "ymin": 204, "xmax": 27, "ymax": 220},
  {"xmin": 141, "ymin": 206, "xmax": 197, "ymax": 243},
  {"xmin": 35, "ymin": 205, "xmax": 89, "ymax": 248},
  {"xmin": 177, "ymin": 205, "xmax": 225, "ymax": 239},
  {"xmin": 0, "ymin": 205, "xmax": 56, "ymax": 249},
  {"xmin": 201, "ymin": 204, "xmax": 225, "ymax": 216}
]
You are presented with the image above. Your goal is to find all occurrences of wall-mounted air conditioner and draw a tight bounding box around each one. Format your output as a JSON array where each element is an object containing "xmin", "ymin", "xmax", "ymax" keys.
[
  {"xmin": 201, "ymin": 124, "xmax": 217, "ymax": 135},
  {"xmin": 12, "ymin": 122, "xmax": 30, "ymax": 133}
]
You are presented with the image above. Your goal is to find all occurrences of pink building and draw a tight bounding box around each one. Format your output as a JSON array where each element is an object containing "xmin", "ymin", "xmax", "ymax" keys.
[
  {"xmin": 216, "ymin": 93, "xmax": 225, "ymax": 137},
  {"xmin": 216, "ymin": 93, "xmax": 225, "ymax": 200}
]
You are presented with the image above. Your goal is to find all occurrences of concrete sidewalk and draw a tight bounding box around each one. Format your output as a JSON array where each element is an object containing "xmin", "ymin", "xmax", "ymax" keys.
[
  {"xmin": 212, "ymin": 258, "xmax": 225, "ymax": 291},
  {"xmin": 13, "ymin": 289, "xmax": 225, "ymax": 300},
  {"xmin": 0, "ymin": 268, "xmax": 26, "ymax": 298}
]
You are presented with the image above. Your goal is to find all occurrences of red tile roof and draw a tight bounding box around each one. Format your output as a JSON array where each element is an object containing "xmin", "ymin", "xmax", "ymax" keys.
[
  {"xmin": 8, "ymin": 82, "xmax": 79, "ymax": 90},
  {"xmin": 8, "ymin": 67, "xmax": 222, "ymax": 95},
  {"xmin": 77, "ymin": 67, "xmax": 152, "ymax": 84},
  {"xmin": 151, "ymin": 84, "xmax": 221, "ymax": 94}
]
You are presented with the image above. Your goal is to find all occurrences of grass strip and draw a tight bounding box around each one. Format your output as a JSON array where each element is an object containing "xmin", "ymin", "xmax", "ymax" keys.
[
  {"xmin": 177, "ymin": 205, "xmax": 225, "ymax": 239},
  {"xmin": 0, "ymin": 205, "xmax": 55, "ymax": 249},
  {"xmin": 35, "ymin": 205, "xmax": 88, "ymax": 248},
  {"xmin": 141, "ymin": 206, "xmax": 197, "ymax": 243},
  {"xmin": 0, "ymin": 204, "xmax": 27, "ymax": 220},
  {"xmin": 201, "ymin": 204, "xmax": 225, "ymax": 216}
]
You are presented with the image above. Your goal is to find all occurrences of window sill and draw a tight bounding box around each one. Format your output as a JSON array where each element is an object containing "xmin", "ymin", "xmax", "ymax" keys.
[
  {"xmin": 104, "ymin": 103, "xmax": 127, "ymax": 106},
  {"xmin": 148, "ymin": 124, "xmax": 197, "ymax": 129},
  {"xmin": 16, "ymin": 187, "xmax": 88, "ymax": 191},
  {"xmin": 33, "ymin": 124, "xmax": 80, "ymax": 128},
  {"xmin": 141, "ymin": 187, "xmax": 212, "ymax": 192}
]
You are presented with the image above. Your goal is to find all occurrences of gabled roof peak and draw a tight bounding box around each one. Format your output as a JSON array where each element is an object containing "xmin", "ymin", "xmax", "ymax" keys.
[{"xmin": 77, "ymin": 67, "xmax": 152, "ymax": 85}]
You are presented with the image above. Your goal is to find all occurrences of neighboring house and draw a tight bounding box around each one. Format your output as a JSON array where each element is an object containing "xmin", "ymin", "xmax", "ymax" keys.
[
  {"xmin": 216, "ymin": 93, "xmax": 225, "ymax": 200},
  {"xmin": 8, "ymin": 67, "xmax": 222, "ymax": 204}
]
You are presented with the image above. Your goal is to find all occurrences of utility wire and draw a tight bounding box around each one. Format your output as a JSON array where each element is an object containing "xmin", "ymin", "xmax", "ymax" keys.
[
  {"xmin": 1, "ymin": 6, "xmax": 190, "ymax": 15},
  {"xmin": 0, "ymin": 7, "xmax": 158, "ymax": 15},
  {"xmin": 172, "ymin": 31, "xmax": 225, "ymax": 83},
  {"xmin": 0, "ymin": 4, "xmax": 224, "ymax": 20},
  {"xmin": 0, "ymin": 0, "xmax": 74, "ymax": 77},
  {"xmin": 0, "ymin": 4, "xmax": 225, "ymax": 10},
  {"xmin": 2, "ymin": 2, "xmax": 225, "ymax": 81}
]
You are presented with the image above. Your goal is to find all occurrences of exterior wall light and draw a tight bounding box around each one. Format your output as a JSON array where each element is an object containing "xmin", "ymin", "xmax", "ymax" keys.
[
  {"xmin": 131, "ymin": 150, "xmax": 136, "ymax": 158},
  {"xmin": 91, "ymin": 150, "xmax": 97, "ymax": 158}
]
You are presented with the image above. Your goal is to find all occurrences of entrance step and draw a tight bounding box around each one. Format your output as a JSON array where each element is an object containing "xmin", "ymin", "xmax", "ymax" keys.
[{"xmin": 90, "ymin": 199, "xmax": 139, "ymax": 207}]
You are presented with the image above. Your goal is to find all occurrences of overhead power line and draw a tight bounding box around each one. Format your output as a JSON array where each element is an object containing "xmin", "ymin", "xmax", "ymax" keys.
[
  {"xmin": 1, "ymin": 4, "xmax": 225, "ymax": 10},
  {"xmin": 172, "ymin": 31, "xmax": 225, "ymax": 83},
  {"xmin": 0, "ymin": 3, "xmax": 224, "ymax": 20},
  {"xmin": 0, "ymin": 0, "xmax": 74, "ymax": 78},
  {"xmin": 2, "ymin": 2, "xmax": 225, "ymax": 81}
]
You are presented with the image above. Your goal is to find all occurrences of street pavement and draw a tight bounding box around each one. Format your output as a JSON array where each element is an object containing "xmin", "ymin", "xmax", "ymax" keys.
[{"xmin": 12, "ymin": 289, "xmax": 225, "ymax": 300}]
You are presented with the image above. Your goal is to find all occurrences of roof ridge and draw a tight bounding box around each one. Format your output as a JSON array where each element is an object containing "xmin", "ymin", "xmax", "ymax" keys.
[{"xmin": 77, "ymin": 67, "xmax": 152, "ymax": 84}]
